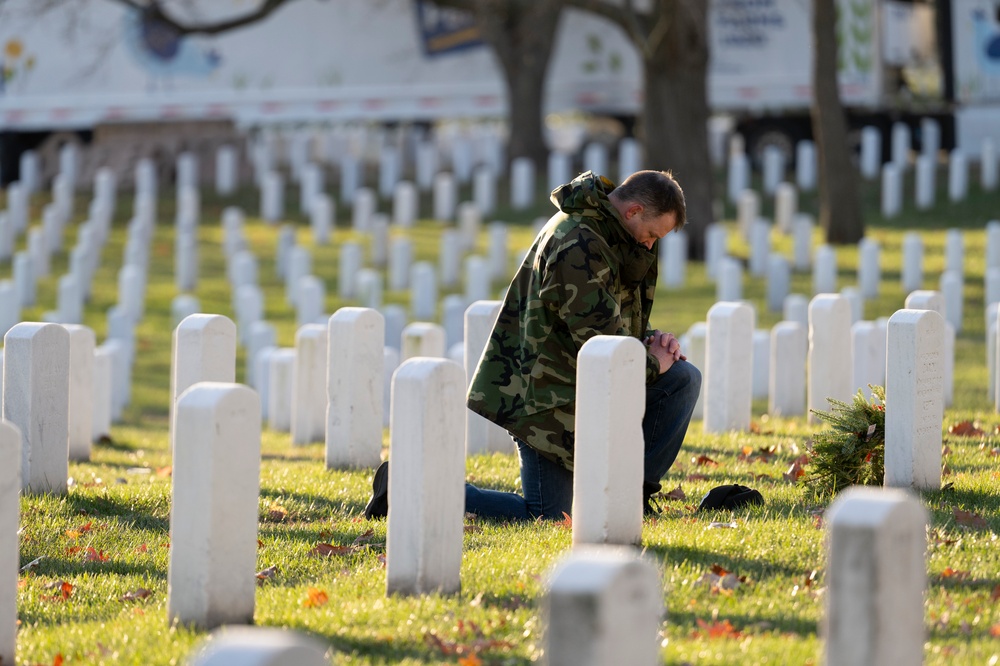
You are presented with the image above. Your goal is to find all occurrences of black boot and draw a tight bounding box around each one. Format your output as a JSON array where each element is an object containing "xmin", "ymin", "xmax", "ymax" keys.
[
  {"xmin": 364, "ymin": 461, "xmax": 389, "ymax": 519},
  {"xmin": 642, "ymin": 480, "xmax": 662, "ymax": 517}
]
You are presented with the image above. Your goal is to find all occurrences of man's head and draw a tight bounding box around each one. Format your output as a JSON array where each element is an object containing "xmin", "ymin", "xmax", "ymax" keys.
[{"xmin": 609, "ymin": 170, "xmax": 687, "ymax": 250}]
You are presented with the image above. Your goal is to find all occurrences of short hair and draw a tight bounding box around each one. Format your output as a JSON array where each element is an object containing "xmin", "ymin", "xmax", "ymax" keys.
[{"xmin": 612, "ymin": 170, "xmax": 687, "ymax": 230}]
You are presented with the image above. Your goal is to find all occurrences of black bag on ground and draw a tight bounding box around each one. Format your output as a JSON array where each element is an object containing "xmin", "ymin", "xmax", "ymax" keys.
[{"xmin": 697, "ymin": 484, "xmax": 763, "ymax": 511}]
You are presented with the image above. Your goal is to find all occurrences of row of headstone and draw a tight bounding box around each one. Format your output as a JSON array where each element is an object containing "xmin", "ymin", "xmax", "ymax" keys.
[{"xmin": 178, "ymin": 480, "xmax": 926, "ymax": 666}]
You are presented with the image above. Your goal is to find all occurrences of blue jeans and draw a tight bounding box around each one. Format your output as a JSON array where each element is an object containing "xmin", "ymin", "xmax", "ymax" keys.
[{"xmin": 464, "ymin": 359, "xmax": 702, "ymax": 520}]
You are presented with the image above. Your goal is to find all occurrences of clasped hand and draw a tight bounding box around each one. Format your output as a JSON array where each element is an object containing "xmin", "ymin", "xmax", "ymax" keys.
[{"xmin": 644, "ymin": 329, "xmax": 686, "ymax": 374}]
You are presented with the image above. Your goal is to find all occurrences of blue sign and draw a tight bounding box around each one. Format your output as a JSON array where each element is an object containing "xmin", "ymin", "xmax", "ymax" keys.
[{"xmin": 414, "ymin": 0, "xmax": 483, "ymax": 56}]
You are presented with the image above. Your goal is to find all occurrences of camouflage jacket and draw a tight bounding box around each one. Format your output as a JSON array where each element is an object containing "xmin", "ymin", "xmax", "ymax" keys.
[{"xmin": 466, "ymin": 171, "xmax": 660, "ymax": 471}]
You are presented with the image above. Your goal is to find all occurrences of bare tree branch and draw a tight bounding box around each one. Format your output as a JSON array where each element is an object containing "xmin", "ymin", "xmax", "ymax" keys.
[{"xmin": 102, "ymin": 0, "xmax": 296, "ymax": 35}]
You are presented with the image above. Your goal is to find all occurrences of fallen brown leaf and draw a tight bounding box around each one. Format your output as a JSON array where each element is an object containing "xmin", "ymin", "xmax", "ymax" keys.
[
  {"xmin": 948, "ymin": 421, "xmax": 984, "ymax": 437},
  {"xmin": 664, "ymin": 485, "xmax": 686, "ymax": 501},
  {"xmin": 953, "ymin": 508, "xmax": 989, "ymax": 530},
  {"xmin": 556, "ymin": 512, "xmax": 572, "ymax": 529},
  {"xmin": 309, "ymin": 543, "xmax": 354, "ymax": 557},
  {"xmin": 255, "ymin": 565, "xmax": 279, "ymax": 585},
  {"xmin": 302, "ymin": 587, "xmax": 328, "ymax": 608},
  {"xmin": 119, "ymin": 588, "xmax": 152, "ymax": 602},
  {"xmin": 686, "ymin": 473, "xmax": 710, "ymax": 481},
  {"xmin": 84, "ymin": 547, "xmax": 109, "ymax": 562},
  {"xmin": 693, "ymin": 618, "xmax": 742, "ymax": 639},
  {"xmin": 693, "ymin": 454, "xmax": 719, "ymax": 467},
  {"xmin": 783, "ymin": 460, "xmax": 805, "ymax": 483}
]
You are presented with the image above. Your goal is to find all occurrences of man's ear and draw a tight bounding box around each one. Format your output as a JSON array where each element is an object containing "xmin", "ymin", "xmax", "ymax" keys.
[{"xmin": 626, "ymin": 203, "xmax": 644, "ymax": 220}]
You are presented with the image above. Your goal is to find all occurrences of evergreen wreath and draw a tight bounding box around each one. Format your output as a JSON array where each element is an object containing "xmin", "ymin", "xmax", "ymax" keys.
[{"xmin": 805, "ymin": 385, "xmax": 885, "ymax": 496}]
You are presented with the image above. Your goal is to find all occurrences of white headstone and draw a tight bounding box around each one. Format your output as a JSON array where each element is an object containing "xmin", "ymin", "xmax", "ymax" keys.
[
  {"xmin": 795, "ymin": 140, "xmax": 816, "ymax": 191},
  {"xmin": 986, "ymin": 268, "xmax": 1000, "ymax": 309},
  {"xmin": 548, "ymin": 152, "xmax": 572, "ymax": 193},
  {"xmin": 296, "ymin": 275, "xmax": 325, "ymax": 328},
  {"xmin": 762, "ymin": 145, "xmax": 785, "ymax": 194},
  {"xmin": 774, "ymin": 182, "xmax": 797, "ymax": 234},
  {"xmin": 921, "ymin": 117, "xmax": 940, "ymax": 160},
  {"xmin": 92, "ymin": 346, "xmax": 112, "ymax": 440},
  {"xmin": 401, "ymin": 322, "xmax": 445, "ymax": 361},
  {"xmin": 748, "ymin": 219, "xmax": 771, "ymax": 277},
  {"xmin": 337, "ymin": 242, "xmax": 362, "ymax": 301},
  {"xmin": 188, "ymin": 627, "xmax": 328, "ymax": 666},
  {"xmin": 891, "ymin": 121, "xmax": 910, "ymax": 169},
  {"xmin": 859, "ymin": 126, "xmax": 882, "ymax": 179},
  {"xmin": 463, "ymin": 301, "xmax": 510, "ymax": 455},
  {"xmin": 545, "ymin": 547, "xmax": 662, "ymax": 666},
  {"xmin": 752, "ymin": 329, "xmax": 770, "ymax": 400},
  {"xmin": 884, "ymin": 309, "xmax": 944, "ymax": 489},
  {"xmin": 378, "ymin": 146, "xmax": 400, "ymax": 199},
  {"xmin": 326, "ymin": 308, "xmax": 384, "ymax": 469},
  {"xmin": 291, "ymin": 324, "xmax": 327, "ymax": 445},
  {"xmin": 245, "ymin": 321, "xmax": 276, "ymax": 390},
  {"xmin": 945, "ymin": 229, "xmax": 964, "ymax": 276},
  {"xmin": 386, "ymin": 358, "xmax": 465, "ymax": 596},
  {"xmin": 685, "ymin": 322, "xmax": 707, "ymax": 420},
  {"xmin": 618, "ymin": 139, "xmax": 641, "ymax": 182},
  {"xmin": 168, "ymin": 383, "xmax": 260, "ymax": 630},
  {"xmin": 63, "ymin": 324, "xmax": 95, "ymax": 462},
  {"xmin": 439, "ymin": 229, "xmax": 463, "ymax": 288},
  {"xmin": 716, "ymin": 257, "xmax": 743, "ymax": 302},
  {"xmin": 705, "ymin": 224, "xmax": 727, "ymax": 280},
  {"xmin": 660, "ymin": 231, "xmax": 686, "ymax": 289},
  {"xmin": 171, "ymin": 315, "xmax": 237, "ymax": 417},
  {"xmin": 904, "ymin": 290, "xmax": 954, "ymax": 407},
  {"xmin": 0, "ymin": 422, "xmax": 20, "ymax": 666},
  {"xmin": 3, "ymin": 322, "xmax": 70, "ymax": 494},
  {"xmin": 352, "ymin": 188, "xmax": 376, "ymax": 232},
  {"xmin": 415, "ymin": 142, "xmax": 437, "ymax": 191},
  {"xmin": 840, "ymin": 286, "xmax": 863, "ymax": 323},
  {"xmin": 858, "ymin": 238, "xmax": 881, "ymax": 299},
  {"xmin": 901, "ymin": 232, "xmax": 923, "ymax": 293},
  {"xmin": 704, "ymin": 302, "xmax": 754, "ymax": 433},
  {"xmin": 215, "ymin": 145, "xmax": 237, "ymax": 195},
  {"xmin": 473, "ymin": 166, "xmax": 497, "ymax": 217},
  {"xmin": 392, "ymin": 181, "xmax": 418, "ymax": 228},
  {"xmin": 338, "ymin": 155, "xmax": 361, "ymax": 205},
  {"xmin": 769, "ymin": 321, "xmax": 806, "ymax": 417},
  {"xmin": 947, "ymin": 149, "xmax": 967, "ymax": 201},
  {"xmin": 824, "ymin": 487, "xmax": 927, "ymax": 666},
  {"xmin": 727, "ymin": 152, "xmax": 749, "ymax": 203},
  {"xmin": 813, "ymin": 244, "xmax": 837, "ymax": 295},
  {"xmin": 851, "ymin": 320, "xmax": 884, "ymax": 400},
  {"xmin": 982, "ymin": 138, "xmax": 998, "ymax": 190},
  {"xmin": 410, "ymin": 262, "xmax": 438, "ymax": 322},
  {"xmin": 510, "ymin": 157, "xmax": 535, "ymax": 210},
  {"xmin": 737, "ymin": 190, "xmax": 759, "ymax": 239},
  {"xmin": 457, "ymin": 202, "xmax": 482, "ymax": 253},
  {"xmin": 914, "ymin": 155, "xmax": 935, "ymax": 210},
  {"xmin": 880, "ymin": 163, "xmax": 902, "ymax": 218},
  {"xmin": 807, "ymin": 294, "xmax": 855, "ymax": 426},
  {"xmin": 260, "ymin": 171, "xmax": 284, "ymax": 223},
  {"xmin": 487, "ymin": 222, "xmax": 509, "ymax": 282},
  {"xmin": 793, "ymin": 214, "xmax": 814, "ymax": 271},
  {"xmin": 767, "ymin": 255, "xmax": 791, "ymax": 312},
  {"xmin": 939, "ymin": 270, "xmax": 963, "ymax": 333},
  {"xmin": 432, "ymin": 172, "xmax": 457, "ymax": 222},
  {"xmin": 309, "ymin": 194, "xmax": 333, "ymax": 245},
  {"xmin": 267, "ymin": 349, "xmax": 295, "ymax": 432},
  {"xmin": 464, "ymin": 255, "xmax": 491, "ymax": 304}
]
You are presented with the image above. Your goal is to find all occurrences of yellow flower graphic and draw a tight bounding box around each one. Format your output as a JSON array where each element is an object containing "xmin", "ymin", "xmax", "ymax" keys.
[{"xmin": 4, "ymin": 39, "xmax": 23, "ymax": 60}]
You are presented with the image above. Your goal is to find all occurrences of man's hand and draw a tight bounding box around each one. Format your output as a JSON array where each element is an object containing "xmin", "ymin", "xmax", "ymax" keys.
[{"xmin": 644, "ymin": 329, "xmax": 686, "ymax": 374}]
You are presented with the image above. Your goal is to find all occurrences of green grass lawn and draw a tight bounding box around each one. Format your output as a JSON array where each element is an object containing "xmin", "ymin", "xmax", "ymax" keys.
[{"xmin": 3, "ymin": 167, "xmax": 1000, "ymax": 665}]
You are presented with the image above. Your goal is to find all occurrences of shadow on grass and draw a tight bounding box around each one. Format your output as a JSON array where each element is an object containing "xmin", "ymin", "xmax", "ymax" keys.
[
  {"xmin": 645, "ymin": 541, "xmax": 812, "ymax": 581},
  {"xmin": 63, "ymin": 493, "xmax": 170, "ymax": 533},
  {"xmin": 666, "ymin": 607, "xmax": 818, "ymax": 639}
]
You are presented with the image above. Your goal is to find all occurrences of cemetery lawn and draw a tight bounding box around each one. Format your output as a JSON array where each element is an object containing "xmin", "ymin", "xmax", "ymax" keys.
[{"xmin": 7, "ymin": 177, "xmax": 1000, "ymax": 665}]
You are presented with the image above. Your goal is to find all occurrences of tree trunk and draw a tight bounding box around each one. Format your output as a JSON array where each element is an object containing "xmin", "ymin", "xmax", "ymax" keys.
[
  {"xmin": 811, "ymin": 0, "xmax": 864, "ymax": 244},
  {"xmin": 473, "ymin": 0, "xmax": 562, "ymax": 169},
  {"xmin": 639, "ymin": 0, "xmax": 713, "ymax": 260}
]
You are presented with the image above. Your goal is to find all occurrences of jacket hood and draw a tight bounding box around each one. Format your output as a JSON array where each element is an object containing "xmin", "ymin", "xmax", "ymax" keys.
[{"xmin": 550, "ymin": 171, "xmax": 620, "ymax": 220}]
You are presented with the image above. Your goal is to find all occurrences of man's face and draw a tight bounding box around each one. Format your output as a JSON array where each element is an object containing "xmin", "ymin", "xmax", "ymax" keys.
[{"xmin": 624, "ymin": 207, "xmax": 679, "ymax": 250}]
